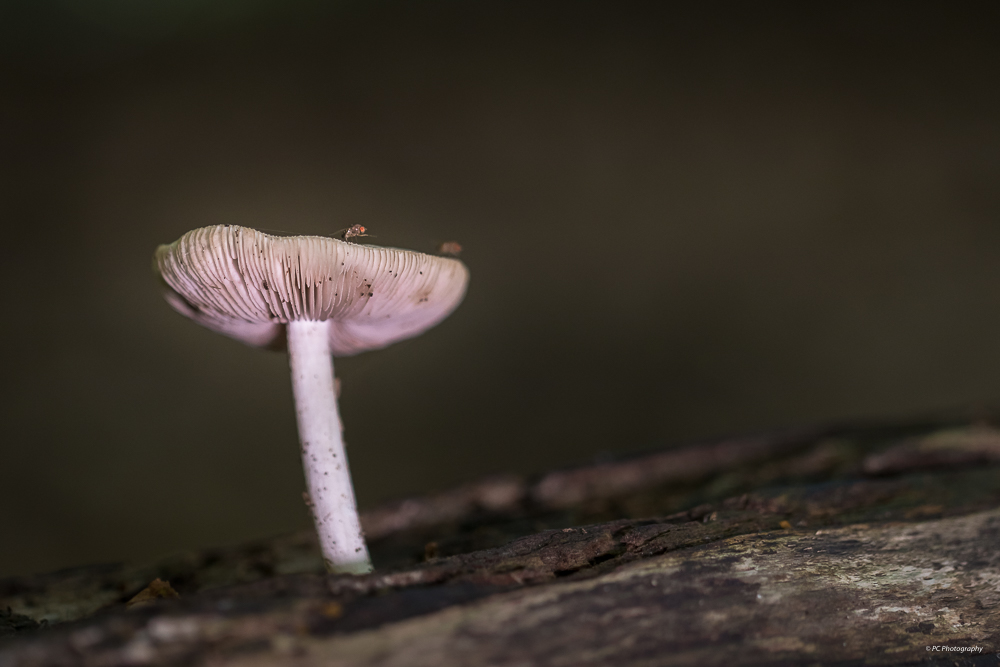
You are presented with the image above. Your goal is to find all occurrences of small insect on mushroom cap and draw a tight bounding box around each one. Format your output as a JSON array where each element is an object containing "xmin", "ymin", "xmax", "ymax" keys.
[
  {"xmin": 437, "ymin": 241, "xmax": 462, "ymax": 256},
  {"xmin": 341, "ymin": 225, "xmax": 369, "ymax": 242}
]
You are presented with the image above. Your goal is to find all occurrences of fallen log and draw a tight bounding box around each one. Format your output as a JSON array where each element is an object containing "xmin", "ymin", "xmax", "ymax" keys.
[{"xmin": 3, "ymin": 414, "xmax": 1000, "ymax": 666}]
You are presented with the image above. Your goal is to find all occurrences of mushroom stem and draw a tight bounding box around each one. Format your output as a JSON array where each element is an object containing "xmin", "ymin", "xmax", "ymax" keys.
[{"xmin": 287, "ymin": 320, "xmax": 372, "ymax": 574}]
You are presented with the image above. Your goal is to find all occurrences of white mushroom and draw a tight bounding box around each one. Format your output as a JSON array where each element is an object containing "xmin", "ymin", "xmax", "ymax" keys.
[{"xmin": 154, "ymin": 225, "xmax": 469, "ymax": 574}]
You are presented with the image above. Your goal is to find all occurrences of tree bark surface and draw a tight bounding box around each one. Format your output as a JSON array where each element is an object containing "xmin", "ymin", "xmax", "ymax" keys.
[{"xmin": 4, "ymin": 416, "xmax": 1000, "ymax": 666}]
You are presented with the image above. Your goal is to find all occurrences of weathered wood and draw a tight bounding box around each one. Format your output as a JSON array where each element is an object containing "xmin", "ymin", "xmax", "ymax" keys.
[
  {"xmin": 227, "ymin": 511, "xmax": 1000, "ymax": 667},
  {"xmin": 3, "ymin": 416, "xmax": 1000, "ymax": 666}
]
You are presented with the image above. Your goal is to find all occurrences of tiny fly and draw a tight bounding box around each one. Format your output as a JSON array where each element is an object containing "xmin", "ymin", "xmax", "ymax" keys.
[{"xmin": 338, "ymin": 224, "xmax": 371, "ymax": 242}]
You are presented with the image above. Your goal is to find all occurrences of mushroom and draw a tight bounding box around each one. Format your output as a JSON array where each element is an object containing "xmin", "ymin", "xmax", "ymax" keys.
[{"xmin": 154, "ymin": 225, "xmax": 469, "ymax": 574}]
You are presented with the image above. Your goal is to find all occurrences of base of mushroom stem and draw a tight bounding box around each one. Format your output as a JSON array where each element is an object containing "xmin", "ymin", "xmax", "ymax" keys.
[{"xmin": 327, "ymin": 557, "xmax": 374, "ymax": 575}]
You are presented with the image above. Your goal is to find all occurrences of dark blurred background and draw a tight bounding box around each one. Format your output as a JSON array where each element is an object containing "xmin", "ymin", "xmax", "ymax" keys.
[{"xmin": 3, "ymin": 0, "xmax": 1000, "ymax": 576}]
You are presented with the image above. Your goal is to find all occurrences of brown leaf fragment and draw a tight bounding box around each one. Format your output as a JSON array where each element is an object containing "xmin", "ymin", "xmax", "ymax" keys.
[
  {"xmin": 904, "ymin": 504, "xmax": 944, "ymax": 519},
  {"xmin": 319, "ymin": 602, "xmax": 343, "ymax": 619},
  {"xmin": 125, "ymin": 578, "xmax": 179, "ymax": 609}
]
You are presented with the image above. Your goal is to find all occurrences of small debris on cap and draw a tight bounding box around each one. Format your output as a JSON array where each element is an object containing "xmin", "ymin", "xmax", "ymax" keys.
[{"xmin": 437, "ymin": 241, "xmax": 462, "ymax": 256}]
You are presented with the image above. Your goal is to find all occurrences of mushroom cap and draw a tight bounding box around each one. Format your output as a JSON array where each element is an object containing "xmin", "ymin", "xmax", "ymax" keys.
[{"xmin": 155, "ymin": 225, "xmax": 469, "ymax": 356}]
